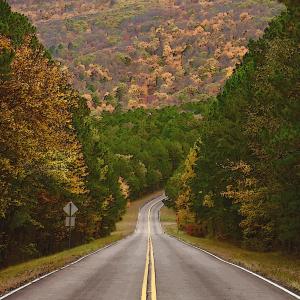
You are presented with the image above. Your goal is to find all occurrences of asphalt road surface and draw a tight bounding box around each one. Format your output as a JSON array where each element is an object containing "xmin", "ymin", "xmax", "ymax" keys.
[{"xmin": 5, "ymin": 196, "xmax": 297, "ymax": 300}]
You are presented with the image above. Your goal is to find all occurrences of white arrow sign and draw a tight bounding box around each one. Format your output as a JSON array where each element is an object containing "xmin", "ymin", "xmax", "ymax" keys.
[{"xmin": 63, "ymin": 202, "xmax": 78, "ymax": 216}]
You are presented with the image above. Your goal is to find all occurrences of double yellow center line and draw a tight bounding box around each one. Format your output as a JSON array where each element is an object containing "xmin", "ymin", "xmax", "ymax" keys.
[{"xmin": 141, "ymin": 203, "xmax": 157, "ymax": 300}]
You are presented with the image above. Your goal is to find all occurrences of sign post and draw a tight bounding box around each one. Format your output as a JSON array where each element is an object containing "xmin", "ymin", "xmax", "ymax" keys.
[{"xmin": 63, "ymin": 202, "xmax": 78, "ymax": 248}]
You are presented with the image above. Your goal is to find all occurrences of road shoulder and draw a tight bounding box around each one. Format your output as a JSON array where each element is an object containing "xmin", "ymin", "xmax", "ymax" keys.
[
  {"xmin": 0, "ymin": 190, "xmax": 163, "ymax": 297},
  {"xmin": 160, "ymin": 206, "xmax": 300, "ymax": 296}
]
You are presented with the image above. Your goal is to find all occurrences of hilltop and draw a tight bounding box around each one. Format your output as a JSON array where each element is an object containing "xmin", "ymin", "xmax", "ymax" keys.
[{"xmin": 8, "ymin": 0, "xmax": 284, "ymax": 112}]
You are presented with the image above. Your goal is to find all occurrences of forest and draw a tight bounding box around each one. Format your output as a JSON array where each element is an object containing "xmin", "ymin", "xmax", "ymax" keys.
[
  {"xmin": 8, "ymin": 0, "xmax": 283, "ymax": 110},
  {"xmin": 0, "ymin": 0, "xmax": 207, "ymax": 266},
  {"xmin": 166, "ymin": 0, "xmax": 300, "ymax": 253},
  {"xmin": 0, "ymin": 0, "xmax": 299, "ymax": 270}
]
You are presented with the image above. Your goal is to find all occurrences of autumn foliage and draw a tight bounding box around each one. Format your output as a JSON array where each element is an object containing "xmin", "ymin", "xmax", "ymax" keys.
[
  {"xmin": 166, "ymin": 2, "xmax": 300, "ymax": 253},
  {"xmin": 8, "ymin": 0, "xmax": 283, "ymax": 110},
  {"xmin": 0, "ymin": 1, "xmax": 127, "ymax": 266}
]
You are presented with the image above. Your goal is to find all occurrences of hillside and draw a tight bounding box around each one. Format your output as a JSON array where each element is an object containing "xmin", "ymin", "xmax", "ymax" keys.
[{"xmin": 8, "ymin": 0, "xmax": 284, "ymax": 111}]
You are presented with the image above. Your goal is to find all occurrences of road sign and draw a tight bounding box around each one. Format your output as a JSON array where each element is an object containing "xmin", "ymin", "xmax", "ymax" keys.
[
  {"xmin": 63, "ymin": 202, "xmax": 78, "ymax": 216},
  {"xmin": 63, "ymin": 202, "xmax": 78, "ymax": 248},
  {"xmin": 65, "ymin": 216, "xmax": 75, "ymax": 227}
]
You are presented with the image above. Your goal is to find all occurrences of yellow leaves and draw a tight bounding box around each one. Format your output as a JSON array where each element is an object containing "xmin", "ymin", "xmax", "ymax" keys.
[
  {"xmin": 202, "ymin": 193, "xmax": 214, "ymax": 208},
  {"xmin": 137, "ymin": 38, "xmax": 160, "ymax": 53},
  {"xmin": 174, "ymin": 145, "xmax": 200, "ymax": 228},
  {"xmin": 41, "ymin": 149, "xmax": 87, "ymax": 195},
  {"xmin": 128, "ymin": 84, "xmax": 146, "ymax": 98},
  {"xmin": 177, "ymin": 208, "xmax": 195, "ymax": 229},
  {"xmin": 176, "ymin": 187, "xmax": 196, "ymax": 228},
  {"xmin": 97, "ymin": 158, "xmax": 109, "ymax": 180},
  {"xmin": 0, "ymin": 34, "xmax": 88, "ymax": 215},
  {"xmin": 181, "ymin": 147, "xmax": 198, "ymax": 185},
  {"xmin": 127, "ymin": 83, "xmax": 148, "ymax": 108},
  {"xmin": 102, "ymin": 194, "xmax": 115, "ymax": 212},
  {"xmin": 118, "ymin": 177, "xmax": 130, "ymax": 199},
  {"xmin": 153, "ymin": 92, "xmax": 170, "ymax": 103},
  {"xmin": 193, "ymin": 25, "xmax": 205, "ymax": 35},
  {"xmin": 0, "ymin": 35, "xmax": 12, "ymax": 52},
  {"xmin": 225, "ymin": 66, "xmax": 234, "ymax": 78},
  {"xmin": 229, "ymin": 160, "xmax": 252, "ymax": 174},
  {"xmin": 162, "ymin": 42, "xmax": 185, "ymax": 72},
  {"xmin": 220, "ymin": 160, "xmax": 280, "ymax": 243},
  {"xmin": 85, "ymin": 64, "xmax": 112, "ymax": 81},
  {"xmin": 176, "ymin": 188, "xmax": 190, "ymax": 209},
  {"xmin": 222, "ymin": 42, "xmax": 248, "ymax": 60}
]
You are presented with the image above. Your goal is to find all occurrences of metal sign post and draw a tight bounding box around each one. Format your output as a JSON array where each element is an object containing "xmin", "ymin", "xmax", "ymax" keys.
[{"xmin": 63, "ymin": 202, "xmax": 78, "ymax": 248}]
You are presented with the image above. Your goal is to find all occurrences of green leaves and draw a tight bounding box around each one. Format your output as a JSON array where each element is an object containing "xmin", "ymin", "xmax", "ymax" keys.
[
  {"xmin": 0, "ymin": 1, "xmax": 36, "ymax": 46},
  {"xmin": 167, "ymin": 4, "xmax": 300, "ymax": 252}
]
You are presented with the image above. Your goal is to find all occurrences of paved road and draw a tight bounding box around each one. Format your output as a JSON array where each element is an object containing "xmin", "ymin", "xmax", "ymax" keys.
[
  {"xmin": 151, "ymin": 201, "xmax": 296, "ymax": 300},
  {"xmin": 5, "ymin": 196, "xmax": 297, "ymax": 300}
]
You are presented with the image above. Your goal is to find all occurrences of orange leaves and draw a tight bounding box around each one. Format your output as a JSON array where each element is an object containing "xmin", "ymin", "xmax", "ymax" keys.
[
  {"xmin": 84, "ymin": 64, "xmax": 112, "ymax": 81},
  {"xmin": 240, "ymin": 12, "xmax": 253, "ymax": 22},
  {"xmin": 118, "ymin": 177, "xmax": 130, "ymax": 199},
  {"xmin": 9, "ymin": 0, "xmax": 283, "ymax": 109},
  {"xmin": 0, "ymin": 35, "xmax": 12, "ymax": 52}
]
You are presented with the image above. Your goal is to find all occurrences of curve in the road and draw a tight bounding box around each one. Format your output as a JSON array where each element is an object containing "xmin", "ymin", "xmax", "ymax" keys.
[
  {"xmin": 1, "ymin": 196, "xmax": 299, "ymax": 300},
  {"xmin": 141, "ymin": 201, "xmax": 158, "ymax": 300},
  {"xmin": 150, "ymin": 200, "xmax": 299, "ymax": 300}
]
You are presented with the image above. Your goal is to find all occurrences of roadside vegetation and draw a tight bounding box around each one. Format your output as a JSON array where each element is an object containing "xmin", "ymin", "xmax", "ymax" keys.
[
  {"xmin": 1, "ymin": 0, "xmax": 299, "ymax": 293},
  {"xmin": 0, "ymin": 191, "xmax": 162, "ymax": 296},
  {"xmin": 0, "ymin": 1, "xmax": 204, "ymax": 268},
  {"xmin": 160, "ymin": 206, "xmax": 300, "ymax": 293},
  {"xmin": 166, "ymin": 0, "xmax": 300, "ymax": 254}
]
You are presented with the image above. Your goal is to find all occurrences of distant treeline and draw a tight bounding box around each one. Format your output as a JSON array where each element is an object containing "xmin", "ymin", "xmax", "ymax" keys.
[{"xmin": 166, "ymin": 1, "xmax": 300, "ymax": 253}]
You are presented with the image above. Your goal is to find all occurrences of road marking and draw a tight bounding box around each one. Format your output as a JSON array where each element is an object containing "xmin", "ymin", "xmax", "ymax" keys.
[
  {"xmin": 141, "ymin": 237, "xmax": 150, "ymax": 300},
  {"xmin": 0, "ymin": 238, "xmax": 126, "ymax": 300},
  {"xmin": 0, "ymin": 197, "xmax": 163, "ymax": 300},
  {"xmin": 150, "ymin": 236, "xmax": 157, "ymax": 300},
  {"xmin": 141, "ymin": 202, "xmax": 158, "ymax": 300},
  {"xmin": 158, "ymin": 202, "xmax": 300, "ymax": 300},
  {"xmin": 0, "ymin": 198, "xmax": 156, "ymax": 300}
]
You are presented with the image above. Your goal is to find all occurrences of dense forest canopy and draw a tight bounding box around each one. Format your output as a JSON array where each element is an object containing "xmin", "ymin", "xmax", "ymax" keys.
[
  {"xmin": 8, "ymin": 0, "xmax": 284, "ymax": 111},
  {"xmin": 0, "ymin": 0, "xmax": 299, "ymax": 270},
  {"xmin": 0, "ymin": 0, "xmax": 206, "ymax": 266},
  {"xmin": 166, "ymin": 0, "xmax": 300, "ymax": 253}
]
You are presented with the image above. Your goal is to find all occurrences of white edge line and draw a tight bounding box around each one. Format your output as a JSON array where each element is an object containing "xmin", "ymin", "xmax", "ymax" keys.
[
  {"xmin": 0, "ymin": 238, "xmax": 127, "ymax": 300},
  {"xmin": 135, "ymin": 193, "xmax": 164, "ymax": 234},
  {"xmin": 157, "ymin": 202, "xmax": 300, "ymax": 300},
  {"xmin": 0, "ymin": 194, "xmax": 165, "ymax": 299}
]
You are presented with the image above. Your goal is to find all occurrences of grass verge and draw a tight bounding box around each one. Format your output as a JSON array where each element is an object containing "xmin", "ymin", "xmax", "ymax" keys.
[
  {"xmin": 160, "ymin": 206, "xmax": 300, "ymax": 294},
  {"xmin": 0, "ymin": 190, "xmax": 163, "ymax": 296}
]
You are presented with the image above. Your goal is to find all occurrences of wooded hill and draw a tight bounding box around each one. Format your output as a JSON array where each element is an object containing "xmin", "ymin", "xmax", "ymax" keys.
[
  {"xmin": 166, "ymin": 0, "xmax": 300, "ymax": 253},
  {"xmin": 0, "ymin": 0, "xmax": 299, "ymax": 270},
  {"xmin": 8, "ymin": 0, "xmax": 283, "ymax": 111}
]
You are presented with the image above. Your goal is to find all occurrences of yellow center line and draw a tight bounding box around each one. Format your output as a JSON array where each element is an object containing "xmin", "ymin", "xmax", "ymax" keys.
[
  {"xmin": 141, "ymin": 238, "xmax": 150, "ymax": 300},
  {"xmin": 141, "ymin": 203, "xmax": 157, "ymax": 300},
  {"xmin": 150, "ymin": 236, "xmax": 157, "ymax": 300}
]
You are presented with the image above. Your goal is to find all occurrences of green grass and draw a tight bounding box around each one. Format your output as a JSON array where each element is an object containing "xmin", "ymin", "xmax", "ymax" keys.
[
  {"xmin": 0, "ymin": 190, "xmax": 163, "ymax": 296},
  {"xmin": 160, "ymin": 206, "xmax": 300, "ymax": 294}
]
